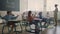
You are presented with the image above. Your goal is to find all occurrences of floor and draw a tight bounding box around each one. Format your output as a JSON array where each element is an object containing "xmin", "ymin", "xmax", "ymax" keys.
[
  {"xmin": 41, "ymin": 22, "xmax": 60, "ymax": 34},
  {"xmin": 0, "ymin": 22, "xmax": 60, "ymax": 34},
  {"xmin": 41, "ymin": 26, "xmax": 60, "ymax": 34}
]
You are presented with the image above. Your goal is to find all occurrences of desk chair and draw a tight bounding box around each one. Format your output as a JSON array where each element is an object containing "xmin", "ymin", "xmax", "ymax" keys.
[
  {"xmin": 25, "ymin": 20, "xmax": 42, "ymax": 34},
  {"xmin": 2, "ymin": 20, "xmax": 22, "ymax": 34}
]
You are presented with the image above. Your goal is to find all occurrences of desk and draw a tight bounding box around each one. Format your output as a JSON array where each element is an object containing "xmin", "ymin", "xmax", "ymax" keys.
[
  {"xmin": 7, "ymin": 20, "xmax": 20, "ymax": 25},
  {"xmin": 34, "ymin": 18, "xmax": 42, "ymax": 21}
]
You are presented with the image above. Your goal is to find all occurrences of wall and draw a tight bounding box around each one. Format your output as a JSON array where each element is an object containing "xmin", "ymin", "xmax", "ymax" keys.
[{"xmin": 28, "ymin": 0, "xmax": 43, "ymax": 11}]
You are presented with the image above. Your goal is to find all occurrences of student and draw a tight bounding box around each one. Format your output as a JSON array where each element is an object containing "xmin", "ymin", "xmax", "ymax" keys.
[
  {"xmin": 54, "ymin": 4, "xmax": 58, "ymax": 26},
  {"xmin": 39, "ymin": 12, "xmax": 43, "ymax": 19},
  {"xmin": 38, "ymin": 12, "xmax": 46, "ymax": 22},
  {"xmin": 3, "ymin": 11, "xmax": 19, "ymax": 20},
  {"xmin": 46, "ymin": 12, "xmax": 50, "ymax": 19},
  {"xmin": 46, "ymin": 12, "xmax": 50, "ymax": 25},
  {"xmin": 2, "ymin": 11, "xmax": 19, "ymax": 30},
  {"xmin": 22, "ymin": 12, "xmax": 26, "ymax": 21},
  {"xmin": 38, "ymin": 12, "xmax": 48, "ymax": 27},
  {"xmin": 27, "ymin": 11, "xmax": 34, "ymax": 23},
  {"xmin": 27, "ymin": 11, "xmax": 39, "ymax": 34}
]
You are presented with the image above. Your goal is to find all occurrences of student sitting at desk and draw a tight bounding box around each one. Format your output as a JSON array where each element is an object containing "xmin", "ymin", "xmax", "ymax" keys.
[
  {"xmin": 27, "ymin": 11, "xmax": 40, "ymax": 34},
  {"xmin": 38, "ymin": 12, "xmax": 43, "ymax": 19},
  {"xmin": 1, "ymin": 11, "xmax": 19, "ymax": 31},
  {"xmin": 38, "ymin": 12, "xmax": 47, "ymax": 27},
  {"xmin": 38, "ymin": 12, "xmax": 45, "ymax": 22},
  {"xmin": 46, "ymin": 12, "xmax": 50, "ymax": 24},
  {"xmin": 27, "ymin": 11, "xmax": 34, "ymax": 24}
]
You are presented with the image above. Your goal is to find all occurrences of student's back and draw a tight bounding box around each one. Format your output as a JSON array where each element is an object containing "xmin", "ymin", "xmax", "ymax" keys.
[
  {"xmin": 28, "ymin": 15, "xmax": 33, "ymax": 22},
  {"xmin": 2, "ymin": 11, "xmax": 18, "ymax": 21},
  {"xmin": 39, "ymin": 12, "xmax": 42, "ymax": 19},
  {"xmin": 27, "ymin": 11, "xmax": 34, "ymax": 23}
]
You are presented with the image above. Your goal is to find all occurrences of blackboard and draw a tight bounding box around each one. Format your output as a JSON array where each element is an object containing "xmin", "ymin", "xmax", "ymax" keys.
[{"xmin": 0, "ymin": 0, "xmax": 20, "ymax": 11}]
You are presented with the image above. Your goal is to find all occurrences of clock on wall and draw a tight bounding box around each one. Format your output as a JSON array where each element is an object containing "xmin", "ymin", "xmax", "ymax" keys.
[{"xmin": 0, "ymin": 0, "xmax": 20, "ymax": 11}]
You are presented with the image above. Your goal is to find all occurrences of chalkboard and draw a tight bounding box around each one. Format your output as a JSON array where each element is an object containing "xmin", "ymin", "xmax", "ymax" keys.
[{"xmin": 0, "ymin": 0, "xmax": 20, "ymax": 11}]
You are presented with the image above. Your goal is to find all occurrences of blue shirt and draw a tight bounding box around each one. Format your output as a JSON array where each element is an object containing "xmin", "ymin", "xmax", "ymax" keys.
[
  {"xmin": 2, "ymin": 15, "xmax": 18, "ymax": 21},
  {"xmin": 39, "ymin": 14, "xmax": 42, "ymax": 19}
]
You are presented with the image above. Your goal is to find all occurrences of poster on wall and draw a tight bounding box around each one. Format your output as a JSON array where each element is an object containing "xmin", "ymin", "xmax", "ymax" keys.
[{"xmin": 0, "ymin": 0, "xmax": 20, "ymax": 11}]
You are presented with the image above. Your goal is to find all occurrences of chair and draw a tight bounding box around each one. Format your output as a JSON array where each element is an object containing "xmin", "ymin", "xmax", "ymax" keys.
[
  {"xmin": 25, "ymin": 20, "xmax": 42, "ymax": 34},
  {"xmin": 2, "ymin": 20, "xmax": 22, "ymax": 34}
]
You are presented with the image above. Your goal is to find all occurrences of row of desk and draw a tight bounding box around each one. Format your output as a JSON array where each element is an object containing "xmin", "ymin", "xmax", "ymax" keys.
[{"xmin": 0, "ymin": 18, "xmax": 49, "ymax": 34}]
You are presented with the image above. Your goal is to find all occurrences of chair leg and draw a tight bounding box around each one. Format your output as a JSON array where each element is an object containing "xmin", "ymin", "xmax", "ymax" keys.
[
  {"xmin": 7, "ymin": 26, "xmax": 11, "ymax": 34},
  {"xmin": 14, "ymin": 26, "xmax": 17, "ymax": 34},
  {"xmin": 2, "ymin": 25, "xmax": 5, "ymax": 34},
  {"xmin": 20, "ymin": 23, "xmax": 22, "ymax": 32},
  {"xmin": 40, "ymin": 22, "xmax": 42, "ymax": 31}
]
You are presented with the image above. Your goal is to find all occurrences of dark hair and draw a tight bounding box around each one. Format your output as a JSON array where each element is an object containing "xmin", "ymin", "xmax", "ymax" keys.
[
  {"xmin": 39, "ymin": 12, "xmax": 42, "ymax": 15},
  {"xmin": 7, "ymin": 11, "xmax": 12, "ymax": 14},
  {"xmin": 55, "ymin": 4, "xmax": 58, "ymax": 7},
  {"xmin": 28, "ymin": 11, "xmax": 31, "ymax": 14},
  {"xmin": 28, "ymin": 11, "xmax": 32, "ymax": 17}
]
